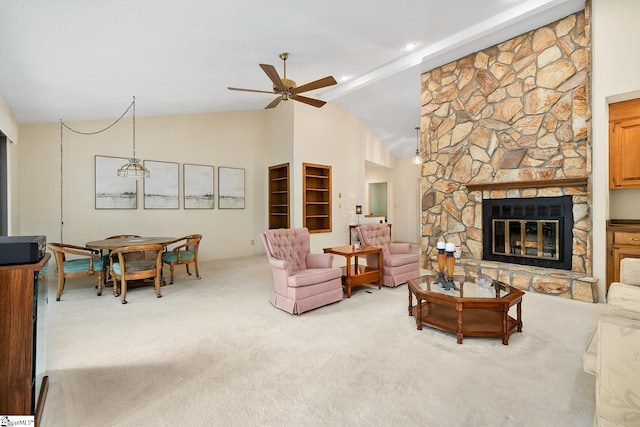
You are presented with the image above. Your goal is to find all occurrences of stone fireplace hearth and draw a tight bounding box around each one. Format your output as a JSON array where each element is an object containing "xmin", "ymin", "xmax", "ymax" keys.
[{"xmin": 418, "ymin": 7, "xmax": 598, "ymax": 302}]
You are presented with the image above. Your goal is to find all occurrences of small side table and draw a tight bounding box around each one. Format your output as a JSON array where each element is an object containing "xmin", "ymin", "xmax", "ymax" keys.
[{"xmin": 323, "ymin": 245, "xmax": 382, "ymax": 297}]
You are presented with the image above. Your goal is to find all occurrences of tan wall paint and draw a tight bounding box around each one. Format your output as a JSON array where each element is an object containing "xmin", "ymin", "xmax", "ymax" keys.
[
  {"xmin": 291, "ymin": 101, "xmax": 399, "ymax": 254},
  {"xmin": 16, "ymin": 101, "xmax": 409, "ymax": 261}
]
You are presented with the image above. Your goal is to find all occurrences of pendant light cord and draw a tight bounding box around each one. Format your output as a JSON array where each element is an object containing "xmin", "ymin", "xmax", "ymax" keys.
[{"xmin": 58, "ymin": 97, "xmax": 136, "ymax": 242}]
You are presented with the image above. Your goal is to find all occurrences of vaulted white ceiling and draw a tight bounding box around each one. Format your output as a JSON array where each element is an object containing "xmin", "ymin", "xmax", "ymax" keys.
[{"xmin": 0, "ymin": 0, "xmax": 585, "ymax": 159}]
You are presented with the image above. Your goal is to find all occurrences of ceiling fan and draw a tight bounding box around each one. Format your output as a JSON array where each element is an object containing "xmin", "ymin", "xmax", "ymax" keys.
[{"xmin": 228, "ymin": 52, "xmax": 337, "ymax": 109}]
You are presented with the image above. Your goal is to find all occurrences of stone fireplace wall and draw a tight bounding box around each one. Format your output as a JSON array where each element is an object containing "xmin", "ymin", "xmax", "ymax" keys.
[{"xmin": 419, "ymin": 7, "xmax": 597, "ymax": 302}]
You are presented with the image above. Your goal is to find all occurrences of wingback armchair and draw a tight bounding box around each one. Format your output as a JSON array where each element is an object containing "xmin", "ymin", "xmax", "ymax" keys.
[
  {"xmin": 356, "ymin": 223, "xmax": 420, "ymax": 287},
  {"xmin": 583, "ymin": 258, "xmax": 640, "ymax": 425},
  {"xmin": 262, "ymin": 227, "xmax": 343, "ymax": 314}
]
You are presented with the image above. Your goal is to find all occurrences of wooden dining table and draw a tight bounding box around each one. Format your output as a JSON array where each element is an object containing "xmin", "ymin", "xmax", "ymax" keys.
[
  {"xmin": 85, "ymin": 236, "xmax": 177, "ymax": 250},
  {"xmin": 86, "ymin": 236, "xmax": 177, "ymax": 286}
]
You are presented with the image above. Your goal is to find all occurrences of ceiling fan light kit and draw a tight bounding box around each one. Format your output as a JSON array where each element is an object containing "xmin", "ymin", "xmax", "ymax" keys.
[{"xmin": 228, "ymin": 52, "xmax": 337, "ymax": 109}]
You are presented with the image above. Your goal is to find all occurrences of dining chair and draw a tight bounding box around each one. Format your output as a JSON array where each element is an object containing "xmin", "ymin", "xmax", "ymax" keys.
[
  {"xmin": 109, "ymin": 243, "xmax": 164, "ymax": 304},
  {"xmin": 47, "ymin": 242, "xmax": 105, "ymax": 301},
  {"xmin": 161, "ymin": 234, "xmax": 202, "ymax": 284},
  {"xmin": 102, "ymin": 234, "xmax": 142, "ymax": 277}
]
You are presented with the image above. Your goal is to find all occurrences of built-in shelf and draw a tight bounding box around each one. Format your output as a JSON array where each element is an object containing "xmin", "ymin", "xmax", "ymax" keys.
[
  {"xmin": 268, "ymin": 163, "xmax": 290, "ymax": 229},
  {"xmin": 464, "ymin": 177, "xmax": 588, "ymax": 192},
  {"xmin": 303, "ymin": 162, "xmax": 332, "ymax": 233}
]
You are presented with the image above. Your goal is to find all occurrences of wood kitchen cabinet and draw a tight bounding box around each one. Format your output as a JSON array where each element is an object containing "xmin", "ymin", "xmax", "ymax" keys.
[
  {"xmin": 606, "ymin": 220, "xmax": 640, "ymax": 295},
  {"xmin": 609, "ymin": 98, "xmax": 640, "ymax": 189}
]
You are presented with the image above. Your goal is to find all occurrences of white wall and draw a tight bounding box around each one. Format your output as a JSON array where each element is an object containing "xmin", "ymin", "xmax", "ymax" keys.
[
  {"xmin": 291, "ymin": 101, "xmax": 399, "ymax": 253},
  {"xmin": 592, "ymin": 0, "xmax": 640, "ymax": 301},
  {"xmin": 0, "ymin": 95, "xmax": 21, "ymax": 235},
  {"xmin": 19, "ymin": 111, "xmax": 265, "ymax": 261},
  {"xmin": 0, "ymin": 95, "xmax": 19, "ymax": 143},
  {"xmin": 16, "ymin": 100, "xmax": 409, "ymax": 261},
  {"xmin": 392, "ymin": 158, "xmax": 420, "ymax": 244}
]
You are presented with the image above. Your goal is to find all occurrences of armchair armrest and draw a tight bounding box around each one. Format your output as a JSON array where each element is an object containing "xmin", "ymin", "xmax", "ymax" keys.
[
  {"xmin": 306, "ymin": 253, "xmax": 334, "ymax": 268},
  {"xmin": 61, "ymin": 244, "xmax": 102, "ymax": 259},
  {"xmin": 389, "ymin": 242, "xmax": 411, "ymax": 254},
  {"xmin": 268, "ymin": 258, "xmax": 288, "ymax": 271}
]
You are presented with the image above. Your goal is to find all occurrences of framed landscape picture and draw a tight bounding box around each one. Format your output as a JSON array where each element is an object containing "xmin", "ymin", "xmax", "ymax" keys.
[
  {"xmin": 218, "ymin": 167, "xmax": 245, "ymax": 209},
  {"xmin": 143, "ymin": 160, "xmax": 179, "ymax": 209},
  {"xmin": 184, "ymin": 164, "xmax": 215, "ymax": 209},
  {"xmin": 95, "ymin": 155, "xmax": 137, "ymax": 209}
]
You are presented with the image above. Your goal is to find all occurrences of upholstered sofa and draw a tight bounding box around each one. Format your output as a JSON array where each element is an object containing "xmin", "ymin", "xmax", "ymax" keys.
[
  {"xmin": 583, "ymin": 258, "xmax": 640, "ymax": 425},
  {"xmin": 262, "ymin": 228, "xmax": 343, "ymax": 314},
  {"xmin": 356, "ymin": 223, "xmax": 420, "ymax": 287}
]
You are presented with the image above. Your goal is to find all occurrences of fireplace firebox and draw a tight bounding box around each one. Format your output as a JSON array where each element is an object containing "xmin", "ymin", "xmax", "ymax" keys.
[{"xmin": 482, "ymin": 196, "xmax": 573, "ymax": 270}]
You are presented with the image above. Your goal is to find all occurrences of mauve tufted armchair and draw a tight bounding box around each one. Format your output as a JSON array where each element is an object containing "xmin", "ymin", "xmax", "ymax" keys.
[
  {"xmin": 357, "ymin": 223, "xmax": 420, "ymax": 287},
  {"xmin": 262, "ymin": 227, "xmax": 343, "ymax": 314}
]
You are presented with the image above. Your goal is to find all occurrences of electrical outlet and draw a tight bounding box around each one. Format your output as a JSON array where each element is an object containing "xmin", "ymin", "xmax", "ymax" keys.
[
  {"xmin": 339, "ymin": 203, "xmax": 342, "ymax": 208},
  {"xmin": 251, "ymin": 239, "xmax": 254, "ymax": 245}
]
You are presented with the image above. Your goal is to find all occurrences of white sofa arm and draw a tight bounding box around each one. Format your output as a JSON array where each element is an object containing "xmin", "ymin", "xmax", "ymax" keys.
[
  {"xmin": 594, "ymin": 314, "xmax": 640, "ymax": 426},
  {"xmin": 620, "ymin": 257, "xmax": 640, "ymax": 286},
  {"xmin": 607, "ymin": 282, "xmax": 640, "ymax": 321}
]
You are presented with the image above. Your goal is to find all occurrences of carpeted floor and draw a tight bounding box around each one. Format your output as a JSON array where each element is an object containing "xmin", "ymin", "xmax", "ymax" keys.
[{"xmin": 40, "ymin": 255, "xmax": 605, "ymax": 426}]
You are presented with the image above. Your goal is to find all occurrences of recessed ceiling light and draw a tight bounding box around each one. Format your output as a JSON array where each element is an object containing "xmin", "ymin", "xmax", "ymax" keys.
[
  {"xmin": 340, "ymin": 76, "xmax": 350, "ymax": 82},
  {"xmin": 403, "ymin": 42, "xmax": 417, "ymax": 51}
]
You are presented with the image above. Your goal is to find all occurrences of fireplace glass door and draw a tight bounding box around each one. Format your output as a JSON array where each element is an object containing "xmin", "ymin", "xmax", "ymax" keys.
[{"xmin": 492, "ymin": 219, "xmax": 559, "ymax": 261}]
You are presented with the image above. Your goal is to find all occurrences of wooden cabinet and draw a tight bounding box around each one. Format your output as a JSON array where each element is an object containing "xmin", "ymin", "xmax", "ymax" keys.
[
  {"xmin": 0, "ymin": 254, "xmax": 50, "ymax": 423},
  {"xmin": 303, "ymin": 162, "xmax": 331, "ymax": 233},
  {"xmin": 268, "ymin": 163, "xmax": 290, "ymax": 229},
  {"xmin": 609, "ymin": 98, "xmax": 640, "ymax": 189},
  {"xmin": 607, "ymin": 220, "xmax": 640, "ymax": 294}
]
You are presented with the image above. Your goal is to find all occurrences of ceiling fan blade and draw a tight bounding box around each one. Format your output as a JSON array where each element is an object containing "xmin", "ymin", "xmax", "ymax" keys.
[
  {"xmin": 265, "ymin": 96, "xmax": 282, "ymax": 109},
  {"xmin": 228, "ymin": 87, "xmax": 275, "ymax": 94},
  {"xmin": 291, "ymin": 94, "xmax": 326, "ymax": 108},
  {"xmin": 259, "ymin": 64, "xmax": 286, "ymax": 92},
  {"xmin": 291, "ymin": 76, "xmax": 337, "ymax": 95}
]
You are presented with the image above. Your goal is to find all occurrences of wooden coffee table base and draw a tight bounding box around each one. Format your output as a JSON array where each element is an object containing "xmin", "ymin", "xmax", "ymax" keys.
[
  {"xmin": 411, "ymin": 302, "xmax": 521, "ymax": 345},
  {"xmin": 407, "ymin": 275, "xmax": 524, "ymax": 345}
]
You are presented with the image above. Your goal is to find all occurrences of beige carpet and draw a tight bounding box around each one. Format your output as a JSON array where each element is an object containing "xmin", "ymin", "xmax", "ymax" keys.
[{"xmin": 41, "ymin": 255, "xmax": 605, "ymax": 427}]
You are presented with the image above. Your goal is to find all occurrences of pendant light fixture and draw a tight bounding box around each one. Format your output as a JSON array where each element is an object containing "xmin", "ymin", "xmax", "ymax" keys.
[
  {"xmin": 412, "ymin": 126, "xmax": 421, "ymax": 167},
  {"xmin": 117, "ymin": 96, "xmax": 150, "ymax": 178}
]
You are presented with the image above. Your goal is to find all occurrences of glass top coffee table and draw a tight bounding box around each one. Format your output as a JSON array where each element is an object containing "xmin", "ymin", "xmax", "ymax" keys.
[{"xmin": 407, "ymin": 274, "xmax": 524, "ymax": 345}]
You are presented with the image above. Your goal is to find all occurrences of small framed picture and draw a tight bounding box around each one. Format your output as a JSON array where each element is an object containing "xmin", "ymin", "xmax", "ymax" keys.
[
  {"xmin": 184, "ymin": 164, "xmax": 215, "ymax": 209},
  {"xmin": 218, "ymin": 167, "xmax": 245, "ymax": 209},
  {"xmin": 143, "ymin": 160, "xmax": 179, "ymax": 209},
  {"xmin": 95, "ymin": 155, "xmax": 137, "ymax": 209}
]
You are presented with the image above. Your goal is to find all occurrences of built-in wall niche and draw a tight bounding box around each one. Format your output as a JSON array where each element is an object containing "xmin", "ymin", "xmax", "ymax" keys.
[
  {"xmin": 365, "ymin": 160, "xmax": 392, "ymax": 221},
  {"xmin": 368, "ymin": 182, "xmax": 388, "ymax": 218}
]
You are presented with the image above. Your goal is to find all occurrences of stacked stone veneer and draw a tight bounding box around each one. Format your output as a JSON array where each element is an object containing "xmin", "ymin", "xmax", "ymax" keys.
[{"xmin": 419, "ymin": 7, "xmax": 598, "ymax": 302}]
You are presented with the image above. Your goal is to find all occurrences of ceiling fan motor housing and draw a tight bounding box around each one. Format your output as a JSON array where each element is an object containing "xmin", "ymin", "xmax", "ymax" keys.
[{"xmin": 273, "ymin": 78, "xmax": 296, "ymax": 93}]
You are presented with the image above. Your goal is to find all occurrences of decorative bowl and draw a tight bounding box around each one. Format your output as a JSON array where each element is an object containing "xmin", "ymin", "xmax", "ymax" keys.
[{"xmin": 475, "ymin": 277, "xmax": 493, "ymax": 289}]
